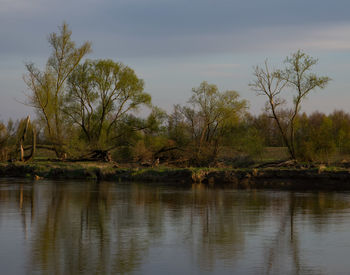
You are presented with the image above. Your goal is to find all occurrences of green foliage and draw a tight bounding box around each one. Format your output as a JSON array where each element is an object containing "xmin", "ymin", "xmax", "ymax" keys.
[
  {"xmin": 65, "ymin": 59, "xmax": 151, "ymax": 151},
  {"xmin": 132, "ymin": 140, "xmax": 153, "ymax": 162},
  {"xmin": 167, "ymin": 105, "xmax": 192, "ymax": 148},
  {"xmin": 241, "ymin": 128, "xmax": 265, "ymax": 159},
  {"xmin": 145, "ymin": 106, "xmax": 167, "ymax": 133},
  {"xmin": 112, "ymin": 146, "xmax": 133, "ymax": 162},
  {"xmin": 171, "ymin": 81, "xmax": 247, "ymax": 165},
  {"xmin": 329, "ymin": 110, "xmax": 350, "ymax": 154},
  {"xmin": 296, "ymin": 113, "xmax": 336, "ymax": 162}
]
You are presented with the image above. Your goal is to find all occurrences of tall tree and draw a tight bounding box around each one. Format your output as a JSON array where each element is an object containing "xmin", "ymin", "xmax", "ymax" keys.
[
  {"xmin": 64, "ymin": 59, "xmax": 151, "ymax": 152},
  {"xmin": 250, "ymin": 50, "xmax": 330, "ymax": 160},
  {"xmin": 24, "ymin": 23, "xmax": 91, "ymax": 158},
  {"xmin": 178, "ymin": 81, "xmax": 247, "ymax": 164}
]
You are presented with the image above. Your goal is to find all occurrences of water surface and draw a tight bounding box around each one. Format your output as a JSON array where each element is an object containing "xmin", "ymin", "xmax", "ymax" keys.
[{"xmin": 0, "ymin": 178, "xmax": 350, "ymax": 274}]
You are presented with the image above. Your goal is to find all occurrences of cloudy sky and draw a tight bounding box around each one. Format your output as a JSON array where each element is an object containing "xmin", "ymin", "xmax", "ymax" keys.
[{"xmin": 0, "ymin": 0, "xmax": 350, "ymax": 120}]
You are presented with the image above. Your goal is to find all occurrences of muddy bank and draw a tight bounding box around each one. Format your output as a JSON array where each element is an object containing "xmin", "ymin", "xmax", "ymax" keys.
[
  {"xmin": 0, "ymin": 162, "xmax": 194, "ymax": 183},
  {"xmin": 204, "ymin": 169, "xmax": 350, "ymax": 190},
  {"xmin": 1, "ymin": 162, "xmax": 350, "ymax": 190}
]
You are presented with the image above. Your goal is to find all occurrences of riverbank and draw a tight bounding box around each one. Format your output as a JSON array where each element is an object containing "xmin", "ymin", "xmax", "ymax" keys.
[{"xmin": 2, "ymin": 161, "xmax": 350, "ymax": 190}]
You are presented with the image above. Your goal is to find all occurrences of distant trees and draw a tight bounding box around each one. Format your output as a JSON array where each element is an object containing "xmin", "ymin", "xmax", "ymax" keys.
[
  {"xmin": 294, "ymin": 110, "xmax": 350, "ymax": 162},
  {"xmin": 329, "ymin": 110, "xmax": 350, "ymax": 153},
  {"xmin": 250, "ymin": 50, "xmax": 330, "ymax": 160},
  {"xmin": 295, "ymin": 112, "xmax": 335, "ymax": 162},
  {"xmin": 13, "ymin": 23, "xmax": 349, "ymax": 166}
]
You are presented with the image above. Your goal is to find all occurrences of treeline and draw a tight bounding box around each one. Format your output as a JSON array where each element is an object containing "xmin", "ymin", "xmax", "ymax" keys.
[
  {"xmin": 0, "ymin": 23, "xmax": 347, "ymax": 166},
  {"xmin": 251, "ymin": 110, "xmax": 350, "ymax": 162}
]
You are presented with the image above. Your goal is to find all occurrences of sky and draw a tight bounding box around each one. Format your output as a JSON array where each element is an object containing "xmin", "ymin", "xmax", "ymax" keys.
[{"xmin": 0, "ymin": 0, "xmax": 350, "ymax": 121}]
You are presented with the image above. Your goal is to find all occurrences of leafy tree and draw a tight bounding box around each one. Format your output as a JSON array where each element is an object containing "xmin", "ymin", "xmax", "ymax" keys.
[
  {"xmin": 109, "ymin": 108, "xmax": 169, "ymax": 164},
  {"xmin": 176, "ymin": 81, "xmax": 247, "ymax": 165},
  {"xmin": 167, "ymin": 105, "xmax": 192, "ymax": 152},
  {"xmin": 250, "ymin": 50, "xmax": 330, "ymax": 160},
  {"xmin": 24, "ymin": 22, "xmax": 91, "ymax": 158},
  {"xmin": 65, "ymin": 59, "xmax": 151, "ymax": 153}
]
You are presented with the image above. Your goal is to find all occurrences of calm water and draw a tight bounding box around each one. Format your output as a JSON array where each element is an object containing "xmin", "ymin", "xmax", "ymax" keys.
[{"xmin": 1, "ymin": 179, "xmax": 350, "ymax": 274}]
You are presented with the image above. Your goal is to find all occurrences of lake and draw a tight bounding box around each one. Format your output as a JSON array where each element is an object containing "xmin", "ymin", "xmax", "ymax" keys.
[{"xmin": 0, "ymin": 178, "xmax": 350, "ymax": 274}]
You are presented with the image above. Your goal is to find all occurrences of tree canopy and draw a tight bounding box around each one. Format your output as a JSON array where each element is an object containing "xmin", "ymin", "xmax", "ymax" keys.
[{"xmin": 65, "ymin": 59, "xmax": 151, "ymax": 150}]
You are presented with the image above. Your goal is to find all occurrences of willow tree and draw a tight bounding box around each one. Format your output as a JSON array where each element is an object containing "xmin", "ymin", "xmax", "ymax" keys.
[
  {"xmin": 178, "ymin": 81, "xmax": 247, "ymax": 164},
  {"xmin": 250, "ymin": 50, "xmax": 330, "ymax": 160},
  {"xmin": 64, "ymin": 59, "xmax": 151, "ymax": 156},
  {"xmin": 24, "ymin": 23, "xmax": 91, "ymax": 158}
]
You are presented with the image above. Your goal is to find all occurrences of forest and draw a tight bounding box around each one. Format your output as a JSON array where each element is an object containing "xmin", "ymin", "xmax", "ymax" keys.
[{"xmin": 1, "ymin": 23, "xmax": 348, "ymax": 168}]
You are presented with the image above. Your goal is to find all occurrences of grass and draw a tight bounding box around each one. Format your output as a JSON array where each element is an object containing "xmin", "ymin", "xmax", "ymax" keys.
[{"xmin": 261, "ymin": 147, "xmax": 289, "ymax": 160}]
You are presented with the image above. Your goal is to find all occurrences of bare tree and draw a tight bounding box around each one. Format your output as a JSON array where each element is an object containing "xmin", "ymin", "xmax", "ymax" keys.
[{"xmin": 250, "ymin": 50, "xmax": 330, "ymax": 160}]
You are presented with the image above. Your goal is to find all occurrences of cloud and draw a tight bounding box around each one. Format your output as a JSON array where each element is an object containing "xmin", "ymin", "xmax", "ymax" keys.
[
  {"xmin": 0, "ymin": 0, "xmax": 43, "ymax": 13},
  {"xmin": 300, "ymin": 23, "xmax": 350, "ymax": 51},
  {"xmin": 231, "ymin": 22, "xmax": 350, "ymax": 53},
  {"xmin": 87, "ymin": 21, "xmax": 350, "ymax": 60},
  {"xmin": 0, "ymin": 0, "xmax": 350, "ymax": 119},
  {"xmin": 95, "ymin": 0, "xmax": 350, "ymax": 36},
  {"xmin": 181, "ymin": 63, "xmax": 242, "ymax": 78},
  {"xmin": 0, "ymin": 0, "xmax": 349, "ymax": 61},
  {"xmin": 1, "ymin": 0, "xmax": 350, "ymax": 57}
]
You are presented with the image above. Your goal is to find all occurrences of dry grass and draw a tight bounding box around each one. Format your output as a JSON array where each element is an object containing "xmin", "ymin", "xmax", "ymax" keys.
[{"xmin": 261, "ymin": 147, "xmax": 289, "ymax": 161}]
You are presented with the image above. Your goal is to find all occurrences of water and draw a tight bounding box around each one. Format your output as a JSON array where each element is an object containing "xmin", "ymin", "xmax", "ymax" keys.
[{"xmin": 0, "ymin": 178, "xmax": 350, "ymax": 274}]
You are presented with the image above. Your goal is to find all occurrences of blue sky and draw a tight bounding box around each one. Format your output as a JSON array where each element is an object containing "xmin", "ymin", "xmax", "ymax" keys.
[{"xmin": 0, "ymin": 0, "xmax": 350, "ymax": 120}]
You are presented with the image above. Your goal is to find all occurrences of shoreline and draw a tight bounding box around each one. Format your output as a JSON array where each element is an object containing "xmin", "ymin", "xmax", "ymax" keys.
[{"xmin": 1, "ymin": 162, "xmax": 350, "ymax": 190}]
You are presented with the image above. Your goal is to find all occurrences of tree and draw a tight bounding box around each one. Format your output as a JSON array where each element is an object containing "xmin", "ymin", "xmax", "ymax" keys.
[
  {"xmin": 64, "ymin": 59, "xmax": 151, "ymax": 154},
  {"xmin": 24, "ymin": 22, "xmax": 91, "ymax": 158},
  {"xmin": 250, "ymin": 50, "xmax": 330, "ymax": 160},
  {"xmin": 177, "ymin": 81, "xmax": 247, "ymax": 164}
]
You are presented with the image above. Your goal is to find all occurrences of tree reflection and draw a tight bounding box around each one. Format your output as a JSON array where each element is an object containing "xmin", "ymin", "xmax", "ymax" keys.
[
  {"xmin": 262, "ymin": 191, "xmax": 349, "ymax": 275},
  {"xmin": 0, "ymin": 181, "xmax": 349, "ymax": 274}
]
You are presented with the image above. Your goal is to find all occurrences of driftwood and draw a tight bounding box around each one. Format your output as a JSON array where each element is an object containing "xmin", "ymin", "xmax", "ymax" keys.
[
  {"xmin": 19, "ymin": 146, "xmax": 113, "ymax": 163},
  {"xmin": 256, "ymin": 159, "xmax": 298, "ymax": 168},
  {"xmin": 24, "ymin": 126, "xmax": 36, "ymax": 162},
  {"xmin": 77, "ymin": 150, "xmax": 112, "ymax": 162},
  {"xmin": 153, "ymin": 146, "xmax": 181, "ymax": 158}
]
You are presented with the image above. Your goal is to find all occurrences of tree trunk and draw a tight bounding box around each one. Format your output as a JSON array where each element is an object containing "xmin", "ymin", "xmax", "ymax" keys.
[
  {"xmin": 19, "ymin": 116, "xmax": 30, "ymax": 162},
  {"xmin": 25, "ymin": 127, "xmax": 36, "ymax": 162}
]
